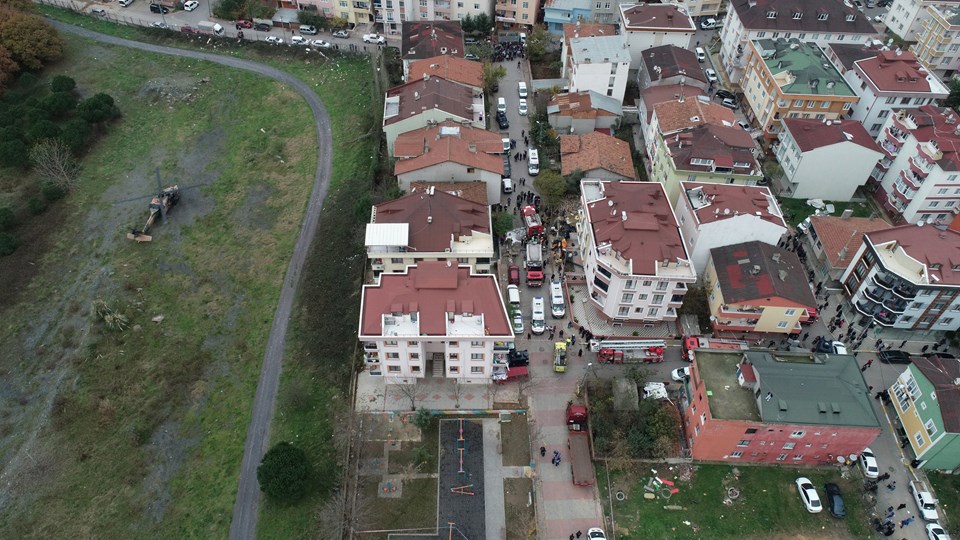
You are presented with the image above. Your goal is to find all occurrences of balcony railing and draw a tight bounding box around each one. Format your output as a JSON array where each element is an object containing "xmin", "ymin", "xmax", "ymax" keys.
[
  {"xmin": 720, "ymin": 304, "xmax": 763, "ymax": 315},
  {"xmin": 884, "ymin": 297, "xmax": 908, "ymax": 313},
  {"xmin": 864, "ymin": 287, "xmax": 884, "ymax": 303},
  {"xmin": 879, "ymin": 139, "xmax": 900, "ymax": 158},
  {"xmin": 893, "ymin": 282, "xmax": 918, "ymax": 299},
  {"xmin": 900, "ymin": 169, "xmax": 924, "ymax": 190},
  {"xmin": 873, "ymin": 272, "xmax": 895, "ymax": 289},
  {"xmin": 886, "ymin": 126, "xmax": 908, "ymax": 143}
]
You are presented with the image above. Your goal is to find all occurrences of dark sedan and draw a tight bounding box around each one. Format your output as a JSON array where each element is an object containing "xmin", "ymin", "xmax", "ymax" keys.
[
  {"xmin": 824, "ymin": 483, "xmax": 845, "ymax": 518},
  {"xmin": 496, "ymin": 111, "xmax": 509, "ymax": 130},
  {"xmin": 879, "ymin": 350, "xmax": 913, "ymax": 364}
]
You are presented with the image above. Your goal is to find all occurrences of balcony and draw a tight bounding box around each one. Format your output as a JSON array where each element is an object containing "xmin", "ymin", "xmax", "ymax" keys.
[
  {"xmin": 893, "ymin": 282, "xmax": 918, "ymax": 299},
  {"xmin": 884, "ymin": 297, "xmax": 908, "ymax": 313},
  {"xmin": 712, "ymin": 318, "xmax": 759, "ymax": 331},
  {"xmin": 891, "ymin": 185, "xmax": 913, "ymax": 204},
  {"xmin": 719, "ymin": 304, "xmax": 763, "ymax": 317},
  {"xmin": 879, "ymin": 139, "xmax": 900, "ymax": 158},
  {"xmin": 873, "ymin": 272, "xmax": 895, "ymax": 290},
  {"xmin": 864, "ymin": 286, "xmax": 885, "ymax": 303},
  {"xmin": 876, "ymin": 158, "xmax": 892, "ymax": 172},
  {"xmin": 364, "ymin": 342, "xmax": 378, "ymax": 350},
  {"xmin": 855, "ymin": 299, "xmax": 899, "ymax": 326},
  {"xmin": 910, "ymin": 155, "xmax": 934, "ymax": 175}
]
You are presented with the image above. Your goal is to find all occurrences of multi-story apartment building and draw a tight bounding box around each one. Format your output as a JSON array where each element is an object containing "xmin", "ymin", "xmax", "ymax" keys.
[
  {"xmin": 359, "ymin": 261, "xmax": 514, "ymax": 384},
  {"xmin": 495, "ymin": 0, "xmax": 539, "ymax": 28},
  {"xmin": 842, "ymin": 49, "xmax": 948, "ymax": 137},
  {"xmin": 718, "ymin": 0, "xmax": 877, "ymax": 86},
  {"xmin": 842, "ymin": 223, "xmax": 960, "ymax": 332},
  {"xmin": 912, "ymin": 4, "xmax": 960, "ymax": 78},
  {"xmin": 803, "ymin": 213, "xmax": 891, "ymax": 282},
  {"xmin": 871, "ymin": 106, "xmax": 960, "ymax": 225},
  {"xmin": 706, "ymin": 241, "xmax": 817, "ymax": 334},
  {"xmin": 775, "ymin": 118, "xmax": 883, "ymax": 200},
  {"xmin": 375, "ymin": 0, "xmax": 492, "ymax": 34},
  {"xmin": 298, "ymin": 0, "xmax": 372, "ymax": 26},
  {"xmin": 619, "ymin": 3, "xmax": 697, "ymax": 69},
  {"xmin": 648, "ymin": 98, "xmax": 763, "ymax": 201},
  {"xmin": 365, "ymin": 188, "xmax": 494, "ymax": 274},
  {"xmin": 547, "ymin": 90, "xmax": 622, "ymax": 135},
  {"xmin": 888, "ymin": 356, "xmax": 960, "ymax": 471},
  {"xmin": 674, "ymin": 182, "xmax": 787, "ymax": 274},
  {"xmin": 885, "ymin": 0, "xmax": 960, "ymax": 41},
  {"xmin": 544, "ymin": 0, "xmax": 593, "ymax": 34},
  {"xmin": 382, "ymin": 76, "xmax": 484, "ymax": 157},
  {"xmin": 561, "ymin": 131, "xmax": 636, "ymax": 181},
  {"xmin": 682, "ymin": 350, "xmax": 880, "ymax": 465},
  {"xmin": 407, "ymin": 55, "xmax": 483, "ymax": 92},
  {"xmin": 637, "ymin": 44, "xmax": 710, "ymax": 91},
  {"xmin": 742, "ymin": 39, "xmax": 859, "ymax": 143},
  {"xmin": 400, "ymin": 21, "xmax": 466, "ymax": 78},
  {"xmin": 576, "ymin": 180, "xmax": 696, "ymax": 323},
  {"xmin": 589, "ymin": 0, "xmax": 618, "ymax": 24},
  {"xmin": 565, "ymin": 33, "xmax": 631, "ymax": 102}
]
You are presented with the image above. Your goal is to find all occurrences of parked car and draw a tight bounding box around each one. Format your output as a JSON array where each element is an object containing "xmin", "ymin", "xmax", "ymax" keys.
[
  {"xmin": 291, "ymin": 36, "xmax": 308, "ymax": 45},
  {"xmin": 91, "ymin": 7, "xmax": 107, "ymax": 15},
  {"xmin": 497, "ymin": 111, "xmax": 509, "ymax": 129},
  {"xmin": 518, "ymin": 99, "xmax": 528, "ymax": 116},
  {"xmin": 149, "ymin": 3, "xmax": 169, "ymax": 13},
  {"xmin": 265, "ymin": 36, "xmax": 283, "ymax": 44},
  {"xmin": 737, "ymin": 120, "xmax": 751, "ymax": 130},
  {"xmin": 587, "ymin": 528, "xmax": 607, "ymax": 540},
  {"xmin": 859, "ymin": 447, "xmax": 880, "ymax": 479},
  {"xmin": 796, "ymin": 478, "xmax": 822, "ymax": 513},
  {"xmin": 119, "ymin": 0, "xmax": 135, "ymax": 7},
  {"xmin": 236, "ymin": 19, "xmax": 254, "ymax": 29},
  {"xmin": 874, "ymin": 13, "xmax": 886, "ymax": 23},
  {"xmin": 671, "ymin": 367, "xmax": 690, "ymax": 381},
  {"xmin": 332, "ymin": 30, "xmax": 350, "ymax": 38},
  {"xmin": 151, "ymin": 21, "xmax": 168, "ymax": 28},
  {"xmin": 705, "ymin": 68, "xmax": 719, "ymax": 83},
  {"xmin": 299, "ymin": 24, "xmax": 317, "ymax": 35},
  {"xmin": 254, "ymin": 22, "xmax": 272, "ymax": 31},
  {"xmin": 363, "ymin": 33, "xmax": 386, "ymax": 44},
  {"xmin": 508, "ymin": 265, "xmax": 520, "ymax": 285},
  {"xmin": 824, "ymin": 483, "xmax": 846, "ymax": 518},
  {"xmin": 853, "ymin": 0, "xmax": 864, "ymax": 11},
  {"xmin": 879, "ymin": 350, "xmax": 913, "ymax": 364},
  {"xmin": 715, "ymin": 89, "xmax": 736, "ymax": 101},
  {"xmin": 311, "ymin": 39, "xmax": 331, "ymax": 48},
  {"xmin": 817, "ymin": 340, "xmax": 848, "ymax": 355},
  {"xmin": 720, "ymin": 97, "xmax": 739, "ymax": 110},
  {"xmin": 183, "ymin": 0, "xmax": 199, "ymax": 11},
  {"xmin": 512, "ymin": 313, "xmax": 524, "ymax": 334},
  {"xmin": 464, "ymin": 53, "xmax": 480, "ymax": 61},
  {"xmin": 926, "ymin": 523, "xmax": 951, "ymax": 540}
]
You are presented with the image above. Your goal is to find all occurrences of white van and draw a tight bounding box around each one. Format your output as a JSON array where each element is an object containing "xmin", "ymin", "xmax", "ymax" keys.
[
  {"xmin": 695, "ymin": 47, "xmax": 706, "ymax": 62},
  {"xmin": 700, "ymin": 17, "xmax": 721, "ymax": 30},
  {"xmin": 507, "ymin": 284, "xmax": 521, "ymax": 308},
  {"xmin": 502, "ymin": 178, "xmax": 514, "ymax": 194},
  {"xmin": 527, "ymin": 148, "xmax": 540, "ymax": 176},
  {"xmin": 497, "ymin": 97, "xmax": 507, "ymax": 113},
  {"xmin": 550, "ymin": 281, "xmax": 565, "ymax": 318},
  {"xmin": 531, "ymin": 296, "xmax": 546, "ymax": 334},
  {"xmin": 518, "ymin": 82, "xmax": 528, "ymax": 98}
]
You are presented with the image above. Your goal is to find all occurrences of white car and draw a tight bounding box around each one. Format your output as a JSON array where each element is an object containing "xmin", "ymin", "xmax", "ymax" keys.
[
  {"xmin": 874, "ymin": 13, "xmax": 886, "ymax": 23},
  {"xmin": 587, "ymin": 528, "xmax": 606, "ymax": 540},
  {"xmin": 860, "ymin": 448, "xmax": 879, "ymax": 479},
  {"xmin": 363, "ymin": 33, "xmax": 386, "ymax": 44},
  {"xmin": 265, "ymin": 36, "xmax": 283, "ymax": 45},
  {"xmin": 705, "ymin": 68, "xmax": 719, "ymax": 83},
  {"xmin": 183, "ymin": 0, "xmax": 199, "ymax": 11},
  {"xmin": 518, "ymin": 99, "xmax": 528, "ymax": 116},
  {"xmin": 151, "ymin": 21, "xmax": 168, "ymax": 28},
  {"xmin": 332, "ymin": 30, "xmax": 349, "ymax": 38},
  {"xmin": 512, "ymin": 313, "xmax": 524, "ymax": 334},
  {"xmin": 796, "ymin": 477, "xmax": 823, "ymax": 513},
  {"xmin": 311, "ymin": 39, "xmax": 331, "ymax": 48},
  {"xmin": 927, "ymin": 523, "xmax": 952, "ymax": 540},
  {"xmin": 737, "ymin": 120, "xmax": 751, "ymax": 130},
  {"xmin": 291, "ymin": 36, "xmax": 308, "ymax": 45},
  {"xmin": 671, "ymin": 367, "xmax": 690, "ymax": 381}
]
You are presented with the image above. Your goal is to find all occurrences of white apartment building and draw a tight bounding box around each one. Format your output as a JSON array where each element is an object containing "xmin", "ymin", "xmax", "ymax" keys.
[
  {"xmin": 872, "ymin": 106, "xmax": 960, "ymax": 225},
  {"xmin": 566, "ymin": 34, "xmax": 631, "ymax": 102},
  {"xmin": 844, "ymin": 49, "xmax": 948, "ymax": 137},
  {"xmin": 718, "ymin": 0, "xmax": 878, "ymax": 85},
  {"xmin": 375, "ymin": 0, "xmax": 494, "ymax": 33},
  {"xmin": 365, "ymin": 188, "xmax": 494, "ymax": 274},
  {"xmin": 619, "ymin": 3, "xmax": 697, "ymax": 69},
  {"xmin": 577, "ymin": 180, "xmax": 696, "ymax": 322},
  {"xmin": 842, "ymin": 224, "xmax": 960, "ymax": 333},
  {"xmin": 359, "ymin": 262, "xmax": 514, "ymax": 384},
  {"xmin": 674, "ymin": 182, "xmax": 787, "ymax": 273},
  {"xmin": 885, "ymin": 0, "xmax": 960, "ymax": 41}
]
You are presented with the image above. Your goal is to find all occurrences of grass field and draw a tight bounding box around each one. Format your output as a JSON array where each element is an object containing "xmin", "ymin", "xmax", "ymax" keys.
[
  {"xmin": 928, "ymin": 472, "xmax": 960, "ymax": 536},
  {"xmin": 0, "ymin": 18, "xmax": 379, "ymax": 538},
  {"xmin": 597, "ymin": 463, "xmax": 872, "ymax": 539},
  {"xmin": 776, "ymin": 197, "xmax": 877, "ymax": 228}
]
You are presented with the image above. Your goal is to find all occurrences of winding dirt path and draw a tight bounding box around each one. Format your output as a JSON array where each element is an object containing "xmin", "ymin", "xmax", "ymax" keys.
[{"xmin": 49, "ymin": 21, "xmax": 335, "ymax": 540}]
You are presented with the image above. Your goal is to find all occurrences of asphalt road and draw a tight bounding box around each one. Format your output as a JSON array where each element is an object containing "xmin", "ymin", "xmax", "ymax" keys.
[{"xmin": 47, "ymin": 20, "xmax": 334, "ymax": 540}]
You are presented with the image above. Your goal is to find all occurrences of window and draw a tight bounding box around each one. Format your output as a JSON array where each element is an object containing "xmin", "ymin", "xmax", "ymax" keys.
[
  {"xmin": 785, "ymin": 309, "xmax": 796, "ymax": 316},
  {"xmin": 653, "ymin": 294, "xmax": 664, "ymax": 305},
  {"xmin": 792, "ymin": 11, "xmax": 801, "ymax": 19},
  {"xmin": 411, "ymin": 365, "xmax": 421, "ymax": 373},
  {"xmin": 737, "ymin": 440, "xmax": 750, "ymax": 447},
  {"xmin": 776, "ymin": 454, "xmax": 787, "ymax": 461},
  {"xmin": 929, "ymin": 201, "xmax": 940, "ymax": 208},
  {"xmin": 643, "ymin": 281, "xmax": 652, "ymax": 287},
  {"xmin": 647, "ymin": 307, "xmax": 659, "ymax": 317},
  {"xmin": 925, "ymin": 419, "xmax": 937, "ymax": 437},
  {"xmin": 657, "ymin": 281, "xmax": 669, "ymax": 291},
  {"xmin": 700, "ymin": 413, "xmax": 706, "ymax": 426},
  {"xmin": 387, "ymin": 365, "xmax": 401, "ymax": 372},
  {"xmin": 790, "ymin": 430, "xmax": 805, "ymax": 438},
  {"xmin": 871, "ymin": 123, "xmax": 882, "ymax": 132},
  {"xmin": 915, "ymin": 432, "xmax": 925, "ymax": 447},
  {"xmin": 777, "ymin": 321, "xmax": 788, "ymax": 328},
  {"xmin": 621, "ymin": 293, "xmax": 634, "ymax": 303},
  {"xmin": 386, "ymin": 352, "xmax": 400, "ymax": 359},
  {"xmin": 878, "ymin": 109, "xmax": 889, "ymax": 117},
  {"xmin": 390, "ymin": 257, "xmax": 404, "ymax": 264},
  {"xmin": 817, "ymin": 12, "xmax": 827, "ymax": 20},
  {"xmin": 745, "ymin": 428, "xmax": 758, "ymax": 434},
  {"xmin": 625, "ymin": 279, "xmax": 637, "ymax": 290},
  {"xmin": 410, "ymin": 353, "xmax": 419, "ymax": 360},
  {"xmin": 793, "ymin": 454, "xmax": 804, "ymax": 461},
  {"xmin": 756, "ymin": 32, "xmax": 766, "ymax": 38},
  {"xmin": 449, "ymin": 365, "xmax": 459, "ymax": 373},
  {"xmin": 385, "ymin": 340, "xmax": 398, "ymax": 346},
  {"xmin": 938, "ymin": 188, "xmax": 949, "ymax": 195},
  {"xmin": 794, "ymin": 99, "xmax": 804, "ymax": 107},
  {"xmin": 448, "ymin": 353, "xmax": 459, "ymax": 360},
  {"xmin": 470, "ymin": 366, "xmax": 484, "ymax": 374},
  {"xmin": 470, "ymin": 353, "xmax": 484, "ymax": 360},
  {"xmin": 449, "ymin": 341, "xmax": 459, "ymax": 347},
  {"xmin": 470, "ymin": 341, "xmax": 483, "ymax": 347},
  {"xmin": 618, "ymin": 306, "xmax": 630, "ymax": 317},
  {"xmin": 730, "ymin": 451, "xmax": 743, "ymax": 458},
  {"xmin": 783, "ymin": 442, "xmax": 796, "ymax": 450}
]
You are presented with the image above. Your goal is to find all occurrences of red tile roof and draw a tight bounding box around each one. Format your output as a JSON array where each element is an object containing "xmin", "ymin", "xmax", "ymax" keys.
[
  {"xmin": 401, "ymin": 21, "xmax": 465, "ymax": 61},
  {"xmin": 730, "ymin": 0, "xmax": 877, "ymax": 34},
  {"xmin": 372, "ymin": 190, "xmax": 490, "ymax": 252},
  {"xmin": 407, "ymin": 55, "xmax": 483, "ymax": 89},
  {"xmin": 866, "ymin": 224, "xmax": 960, "ymax": 286},
  {"xmin": 666, "ymin": 124, "xmax": 758, "ymax": 174},
  {"xmin": 640, "ymin": 85, "xmax": 706, "ymax": 122},
  {"xmin": 394, "ymin": 121, "xmax": 504, "ymax": 175},
  {"xmin": 890, "ymin": 106, "xmax": 960, "ymax": 172},
  {"xmin": 409, "ymin": 181, "xmax": 489, "ymax": 205},
  {"xmin": 654, "ymin": 97, "xmax": 736, "ymax": 133},
  {"xmin": 560, "ymin": 131, "xmax": 636, "ymax": 179},
  {"xmin": 642, "ymin": 45, "xmax": 706, "ymax": 85},
  {"xmin": 912, "ymin": 356, "xmax": 960, "ymax": 433},
  {"xmin": 547, "ymin": 91, "xmax": 620, "ymax": 119},
  {"xmin": 583, "ymin": 182, "xmax": 687, "ymax": 275},
  {"xmin": 360, "ymin": 262, "xmax": 511, "ymax": 336},
  {"xmin": 681, "ymin": 182, "xmax": 787, "ymax": 228},
  {"xmin": 782, "ymin": 118, "xmax": 881, "ymax": 153},
  {"xmin": 808, "ymin": 215, "xmax": 891, "ymax": 269},
  {"xmin": 854, "ymin": 50, "xmax": 942, "ymax": 94},
  {"xmin": 621, "ymin": 4, "xmax": 695, "ymax": 30},
  {"xmin": 384, "ymin": 76, "xmax": 476, "ymax": 127},
  {"xmin": 711, "ymin": 241, "xmax": 817, "ymax": 307}
]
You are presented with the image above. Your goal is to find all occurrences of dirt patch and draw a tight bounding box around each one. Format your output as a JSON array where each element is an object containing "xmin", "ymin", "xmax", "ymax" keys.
[
  {"xmin": 139, "ymin": 418, "xmax": 201, "ymax": 525},
  {"xmin": 139, "ymin": 76, "xmax": 209, "ymax": 105},
  {"xmin": 500, "ymin": 412, "xmax": 530, "ymax": 467},
  {"xmin": 504, "ymin": 477, "xmax": 535, "ymax": 540},
  {"xmin": 231, "ymin": 183, "xmax": 278, "ymax": 230}
]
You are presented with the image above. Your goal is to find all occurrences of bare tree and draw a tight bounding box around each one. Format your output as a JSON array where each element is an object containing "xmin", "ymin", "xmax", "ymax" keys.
[
  {"xmin": 317, "ymin": 487, "xmax": 374, "ymax": 539},
  {"xmin": 30, "ymin": 138, "xmax": 80, "ymax": 190},
  {"xmin": 515, "ymin": 375, "xmax": 540, "ymax": 405},
  {"xmin": 452, "ymin": 379, "xmax": 466, "ymax": 408},
  {"xmin": 391, "ymin": 379, "xmax": 424, "ymax": 411}
]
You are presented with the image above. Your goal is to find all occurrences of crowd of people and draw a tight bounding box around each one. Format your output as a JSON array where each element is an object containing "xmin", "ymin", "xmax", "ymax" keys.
[{"xmin": 493, "ymin": 39, "xmax": 525, "ymax": 63}]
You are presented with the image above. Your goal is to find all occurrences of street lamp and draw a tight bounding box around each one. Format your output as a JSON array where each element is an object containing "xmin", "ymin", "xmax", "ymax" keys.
[{"xmin": 576, "ymin": 362, "xmax": 594, "ymax": 397}]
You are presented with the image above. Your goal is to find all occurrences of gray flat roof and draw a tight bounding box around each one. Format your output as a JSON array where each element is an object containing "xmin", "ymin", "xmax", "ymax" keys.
[{"xmin": 570, "ymin": 35, "xmax": 630, "ymax": 65}]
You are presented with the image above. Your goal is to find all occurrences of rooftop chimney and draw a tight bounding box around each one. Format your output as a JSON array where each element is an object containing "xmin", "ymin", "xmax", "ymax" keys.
[{"xmin": 841, "ymin": 208, "xmax": 854, "ymax": 220}]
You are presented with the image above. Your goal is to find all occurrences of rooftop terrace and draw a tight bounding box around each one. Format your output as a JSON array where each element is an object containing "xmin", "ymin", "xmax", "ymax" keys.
[{"xmin": 696, "ymin": 351, "xmax": 760, "ymax": 422}]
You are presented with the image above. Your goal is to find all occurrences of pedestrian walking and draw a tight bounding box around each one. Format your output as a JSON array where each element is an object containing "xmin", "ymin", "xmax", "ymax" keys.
[
  {"xmin": 900, "ymin": 340, "xmax": 908, "ymax": 348},
  {"xmin": 540, "ymin": 446, "xmax": 546, "ymax": 457},
  {"xmin": 570, "ymin": 534, "xmax": 574, "ymax": 540},
  {"xmin": 866, "ymin": 359, "xmax": 873, "ymax": 368},
  {"xmin": 578, "ymin": 348, "xmax": 583, "ymax": 357},
  {"xmin": 897, "ymin": 503, "xmax": 907, "ymax": 510},
  {"xmin": 888, "ymin": 481, "xmax": 897, "ymax": 491},
  {"xmin": 577, "ymin": 532, "xmax": 582, "ymax": 539},
  {"xmin": 861, "ymin": 363, "xmax": 869, "ymax": 372},
  {"xmin": 522, "ymin": 129, "xmax": 525, "ymax": 138},
  {"xmin": 922, "ymin": 344, "xmax": 930, "ymax": 353}
]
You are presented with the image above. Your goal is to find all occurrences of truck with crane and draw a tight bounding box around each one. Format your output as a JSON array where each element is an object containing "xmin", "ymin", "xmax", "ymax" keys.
[
  {"xmin": 566, "ymin": 403, "xmax": 595, "ymax": 487},
  {"xmin": 591, "ymin": 339, "xmax": 667, "ymax": 363},
  {"xmin": 682, "ymin": 336, "xmax": 751, "ymax": 362}
]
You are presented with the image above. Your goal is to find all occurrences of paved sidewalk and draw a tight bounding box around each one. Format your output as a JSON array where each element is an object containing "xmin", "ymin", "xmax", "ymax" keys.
[{"xmin": 482, "ymin": 418, "xmax": 531, "ymax": 539}]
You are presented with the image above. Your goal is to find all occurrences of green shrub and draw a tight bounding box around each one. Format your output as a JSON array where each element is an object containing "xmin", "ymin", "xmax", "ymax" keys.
[
  {"xmin": 256, "ymin": 441, "xmax": 312, "ymax": 502},
  {"xmin": 42, "ymin": 182, "xmax": 67, "ymax": 202},
  {"xmin": 0, "ymin": 207, "xmax": 14, "ymax": 230},
  {"xmin": 28, "ymin": 198, "xmax": 47, "ymax": 215},
  {"xmin": 0, "ymin": 232, "xmax": 19, "ymax": 256},
  {"xmin": 50, "ymin": 75, "xmax": 76, "ymax": 93}
]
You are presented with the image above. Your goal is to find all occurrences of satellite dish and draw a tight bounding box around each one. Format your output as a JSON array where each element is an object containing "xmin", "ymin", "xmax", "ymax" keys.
[
  {"xmin": 836, "ymin": 456, "xmax": 846, "ymax": 464},
  {"xmin": 848, "ymin": 454, "xmax": 858, "ymax": 462}
]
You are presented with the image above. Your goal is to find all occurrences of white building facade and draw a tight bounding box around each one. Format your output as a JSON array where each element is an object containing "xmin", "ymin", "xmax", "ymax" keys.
[{"xmin": 567, "ymin": 34, "xmax": 631, "ymax": 102}]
